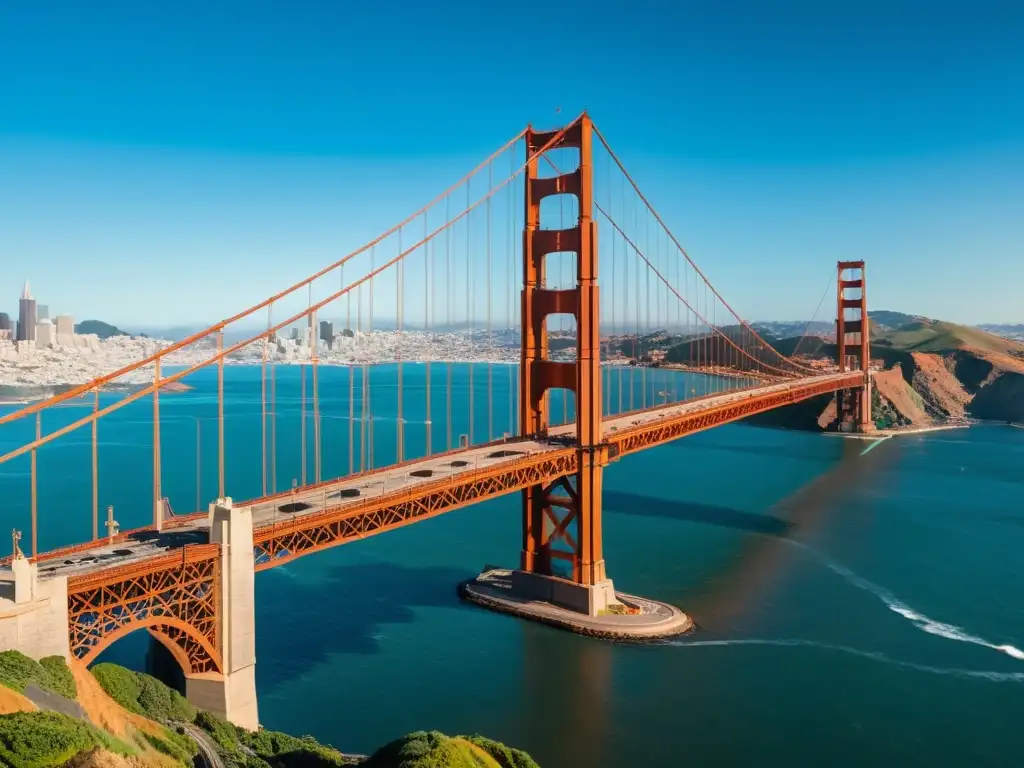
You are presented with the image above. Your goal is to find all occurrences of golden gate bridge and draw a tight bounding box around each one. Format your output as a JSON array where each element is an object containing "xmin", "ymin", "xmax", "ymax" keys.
[{"xmin": 0, "ymin": 113, "xmax": 872, "ymax": 728}]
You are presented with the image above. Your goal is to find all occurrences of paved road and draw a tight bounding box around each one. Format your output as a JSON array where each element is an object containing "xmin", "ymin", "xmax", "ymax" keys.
[{"xmin": 180, "ymin": 722, "xmax": 225, "ymax": 768}]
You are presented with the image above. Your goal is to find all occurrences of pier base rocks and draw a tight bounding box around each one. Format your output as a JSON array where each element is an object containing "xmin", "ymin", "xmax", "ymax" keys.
[{"xmin": 460, "ymin": 568, "xmax": 693, "ymax": 641}]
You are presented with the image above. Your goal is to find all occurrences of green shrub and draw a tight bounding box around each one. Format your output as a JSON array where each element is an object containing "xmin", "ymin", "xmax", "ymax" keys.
[
  {"xmin": 90, "ymin": 663, "xmax": 144, "ymax": 715},
  {"xmin": 195, "ymin": 709, "xmax": 243, "ymax": 751},
  {"xmin": 0, "ymin": 651, "xmax": 77, "ymax": 700},
  {"xmin": 38, "ymin": 656, "xmax": 77, "ymax": 699},
  {"xmin": 194, "ymin": 711, "xmax": 266, "ymax": 768},
  {"xmin": 363, "ymin": 730, "xmax": 503, "ymax": 768},
  {"xmin": 465, "ymin": 736, "xmax": 539, "ymax": 768},
  {"xmin": 0, "ymin": 711, "xmax": 133, "ymax": 768},
  {"xmin": 135, "ymin": 671, "xmax": 195, "ymax": 722},
  {"xmin": 91, "ymin": 663, "xmax": 195, "ymax": 722},
  {"xmin": 195, "ymin": 711, "xmax": 351, "ymax": 768},
  {"xmin": 142, "ymin": 728, "xmax": 198, "ymax": 764}
]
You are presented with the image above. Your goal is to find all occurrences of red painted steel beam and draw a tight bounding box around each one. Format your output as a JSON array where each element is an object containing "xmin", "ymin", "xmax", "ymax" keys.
[
  {"xmin": 252, "ymin": 449, "xmax": 578, "ymax": 570},
  {"xmin": 606, "ymin": 373, "xmax": 863, "ymax": 458}
]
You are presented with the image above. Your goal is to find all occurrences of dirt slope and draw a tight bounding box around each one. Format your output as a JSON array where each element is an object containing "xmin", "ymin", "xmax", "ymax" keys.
[
  {"xmin": 69, "ymin": 664, "xmax": 182, "ymax": 768},
  {"xmin": 873, "ymin": 365, "xmax": 933, "ymax": 425},
  {"xmin": 907, "ymin": 353, "xmax": 971, "ymax": 419},
  {"xmin": 0, "ymin": 685, "xmax": 37, "ymax": 715}
]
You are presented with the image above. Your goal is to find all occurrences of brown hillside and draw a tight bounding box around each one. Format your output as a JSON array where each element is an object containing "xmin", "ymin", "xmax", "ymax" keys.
[
  {"xmin": 759, "ymin": 321, "xmax": 1023, "ymax": 429},
  {"xmin": 70, "ymin": 664, "xmax": 182, "ymax": 768},
  {"xmin": 908, "ymin": 353, "xmax": 970, "ymax": 419},
  {"xmin": 873, "ymin": 365, "xmax": 933, "ymax": 424},
  {"xmin": 0, "ymin": 685, "xmax": 36, "ymax": 715}
]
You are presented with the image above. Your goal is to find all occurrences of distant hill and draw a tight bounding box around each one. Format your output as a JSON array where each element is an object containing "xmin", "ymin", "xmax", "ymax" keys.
[
  {"xmin": 867, "ymin": 310, "xmax": 929, "ymax": 330},
  {"xmin": 752, "ymin": 320, "xmax": 832, "ymax": 339},
  {"xmin": 73, "ymin": 319, "xmax": 140, "ymax": 339},
  {"xmin": 871, "ymin": 318, "xmax": 1024, "ymax": 356},
  {"xmin": 757, "ymin": 311, "xmax": 1024, "ymax": 429}
]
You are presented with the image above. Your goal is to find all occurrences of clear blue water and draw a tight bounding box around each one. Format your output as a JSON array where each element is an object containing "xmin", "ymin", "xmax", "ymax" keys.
[{"xmin": 2, "ymin": 364, "xmax": 1022, "ymax": 766}]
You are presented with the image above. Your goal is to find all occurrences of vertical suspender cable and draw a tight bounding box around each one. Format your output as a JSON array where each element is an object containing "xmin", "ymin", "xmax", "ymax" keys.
[
  {"xmin": 92, "ymin": 387, "xmax": 99, "ymax": 539},
  {"xmin": 358, "ymin": 273, "xmax": 366, "ymax": 473},
  {"xmin": 508, "ymin": 148, "xmax": 515, "ymax": 436},
  {"xmin": 153, "ymin": 356, "xmax": 161, "ymax": 529},
  {"xmin": 311, "ymin": 305, "xmax": 321, "ymax": 484},
  {"xmin": 467, "ymin": 182, "xmax": 474, "ymax": 444},
  {"xmin": 217, "ymin": 331, "xmax": 225, "ymax": 498},
  {"xmin": 270, "ymin": 306, "xmax": 277, "ymax": 494},
  {"xmin": 31, "ymin": 413, "xmax": 39, "ymax": 556},
  {"xmin": 487, "ymin": 160, "xmax": 494, "ymax": 442},
  {"xmin": 261, "ymin": 308, "xmax": 268, "ymax": 496},
  {"xmin": 196, "ymin": 418, "xmax": 201, "ymax": 513},
  {"xmin": 300, "ymin": 353, "xmax": 307, "ymax": 486},
  {"xmin": 446, "ymin": 194, "xmax": 453, "ymax": 451},
  {"xmin": 347, "ymin": 263, "xmax": 355, "ymax": 475},
  {"xmin": 425, "ymin": 213, "xmax": 432, "ymax": 455},
  {"xmin": 368, "ymin": 245, "xmax": 375, "ymax": 469},
  {"xmin": 397, "ymin": 227, "xmax": 404, "ymax": 464}
]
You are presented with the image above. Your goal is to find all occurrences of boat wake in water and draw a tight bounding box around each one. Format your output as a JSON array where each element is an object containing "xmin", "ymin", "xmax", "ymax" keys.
[
  {"xmin": 665, "ymin": 637, "xmax": 1024, "ymax": 682},
  {"xmin": 788, "ymin": 541, "xmax": 1024, "ymax": 661}
]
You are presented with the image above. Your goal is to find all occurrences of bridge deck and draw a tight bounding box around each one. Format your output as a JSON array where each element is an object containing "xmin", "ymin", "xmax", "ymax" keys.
[{"xmin": 22, "ymin": 372, "xmax": 860, "ymax": 583}]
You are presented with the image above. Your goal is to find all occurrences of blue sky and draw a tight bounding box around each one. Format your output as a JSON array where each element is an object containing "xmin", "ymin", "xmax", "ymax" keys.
[{"xmin": 1, "ymin": 0, "xmax": 1022, "ymax": 328}]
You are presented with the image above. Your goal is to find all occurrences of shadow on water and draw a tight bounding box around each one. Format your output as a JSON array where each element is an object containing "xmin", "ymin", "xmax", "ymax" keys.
[
  {"xmin": 604, "ymin": 489, "xmax": 792, "ymax": 537},
  {"xmin": 519, "ymin": 623, "xmax": 613, "ymax": 768},
  {"xmin": 254, "ymin": 560, "xmax": 476, "ymax": 676}
]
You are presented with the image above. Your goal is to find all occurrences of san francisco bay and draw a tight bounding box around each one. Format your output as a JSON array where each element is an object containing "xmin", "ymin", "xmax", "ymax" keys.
[{"xmin": 2, "ymin": 364, "xmax": 1022, "ymax": 766}]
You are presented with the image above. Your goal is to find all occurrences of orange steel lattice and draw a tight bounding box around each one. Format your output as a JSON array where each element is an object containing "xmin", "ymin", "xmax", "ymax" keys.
[
  {"xmin": 607, "ymin": 373, "xmax": 865, "ymax": 458},
  {"xmin": 66, "ymin": 545, "xmax": 222, "ymax": 673},
  {"xmin": 253, "ymin": 449, "xmax": 578, "ymax": 570}
]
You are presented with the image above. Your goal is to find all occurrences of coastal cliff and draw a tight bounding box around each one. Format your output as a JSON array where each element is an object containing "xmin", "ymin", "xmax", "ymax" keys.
[
  {"xmin": 0, "ymin": 651, "xmax": 539, "ymax": 768},
  {"xmin": 741, "ymin": 317, "xmax": 1024, "ymax": 431}
]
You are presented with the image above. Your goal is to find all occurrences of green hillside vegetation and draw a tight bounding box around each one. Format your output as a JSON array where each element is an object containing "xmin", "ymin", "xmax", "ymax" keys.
[
  {"xmin": 0, "ymin": 652, "xmax": 540, "ymax": 767},
  {"xmin": 91, "ymin": 663, "xmax": 195, "ymax": 722},
  {"xmin": 0, "ymin": 711, "xmax": 135, "ymax": 768},
  {"xmin": 363, "ymin": 731, "xmax": 539, "ymax": 768},
  {"xmin": 772, "ymin": 317, "xmax": 1024, "ymax": 360},
  {"xmin": 871, "ymin": 319, "xmax": 1024, "ymax": 355},
  {"xmin": 73, "ymin": 319, "xmax": 137, "ymax": 339},
  {"xmin": 0, "ymin": 653, "xmax": 77, "ymax": 700}
]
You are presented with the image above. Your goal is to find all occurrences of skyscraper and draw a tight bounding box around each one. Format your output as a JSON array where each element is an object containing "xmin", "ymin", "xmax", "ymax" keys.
[
  {"xmin": 37, "ymin": 304, "xmax": 49, "ymax": 321},
  {"xmin": 0, "ymin": 312, "xmax": 10, "ymax": 332},
  {"xmin": 319, "ymin": 320, "xmax": 334, "ymax": 347},
  {"xmin": 36, "ymin": 318, "xmax": 54, "ymax": 348},
  {"xmin": 55, "ymin": 315, "xmax": 74, "ymax": 346},
  {"xmin": 17, "ymin": 281, "xmax": 36, "ymax": 342}
]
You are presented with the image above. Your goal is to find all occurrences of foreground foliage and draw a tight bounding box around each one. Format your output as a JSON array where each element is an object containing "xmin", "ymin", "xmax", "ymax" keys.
[
  {"xmin": 364, "ymin": 730, "xmax": 540, "ymax": 768},
  {"xmin": 0, "ymin": 651, "xmax": 77, "ymax": 700},
  {"xmin": 196, "ymin": 709, "xmax": 355, "ymax": 767},
  {"xmin": 1, "ymin": 655, "xmax": 538, "ymax": 767},
  {"xmin": 0, "ymin": 711, "xmax": 132, "ymax": 768},
  {"xmin": 91, "ymin": 662, "xmax": 196, "ymax": 723}
]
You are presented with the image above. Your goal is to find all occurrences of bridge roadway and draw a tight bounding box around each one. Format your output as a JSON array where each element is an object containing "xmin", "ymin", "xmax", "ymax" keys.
[{"xmin": 20, "ymin": 371, "xmax": 863, "ymax": 583}]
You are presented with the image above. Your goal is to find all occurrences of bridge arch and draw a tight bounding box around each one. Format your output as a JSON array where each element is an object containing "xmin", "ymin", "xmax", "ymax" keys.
[{"xmin": 76, "ymin": 615, "xmax": 223, "ymax": 675}]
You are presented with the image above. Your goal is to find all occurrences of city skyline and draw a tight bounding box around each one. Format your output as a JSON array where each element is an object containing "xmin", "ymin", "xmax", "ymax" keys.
[{"xmin": 2, "ymin": 2, "xmax": 1023, "ymax": 327}]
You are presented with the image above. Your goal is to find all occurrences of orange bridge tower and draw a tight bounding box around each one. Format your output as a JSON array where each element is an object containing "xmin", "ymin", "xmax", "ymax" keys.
[
  {"xmin": 519, "ymin": 116, "xmax": 610, "ymax": 594},
  {"xmin": 461, "ymin": 112, "xmax": 691, "ymax": 634},
  {"xmin": 836, "ymin": 260, "xmax": 874, "ymax": 432}
]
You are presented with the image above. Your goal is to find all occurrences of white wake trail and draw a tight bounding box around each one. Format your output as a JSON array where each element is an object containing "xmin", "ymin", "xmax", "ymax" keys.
[
  {"xmin": 666, "ymin": 638, "xmax": 1024, "ymax": 683},
  {"xmin": 788, "ymin": 541, "xmax": 1024, "ymax": 661}
]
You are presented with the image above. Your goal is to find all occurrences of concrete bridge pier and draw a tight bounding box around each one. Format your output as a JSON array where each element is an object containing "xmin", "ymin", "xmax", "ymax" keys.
[
  {"xmin": 0, "ymin": 553, "xmax": 71, "ymax": 661},
  {"xmin": 185, "ymin": 498, "xmax": 260, "ymax": 731}
]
